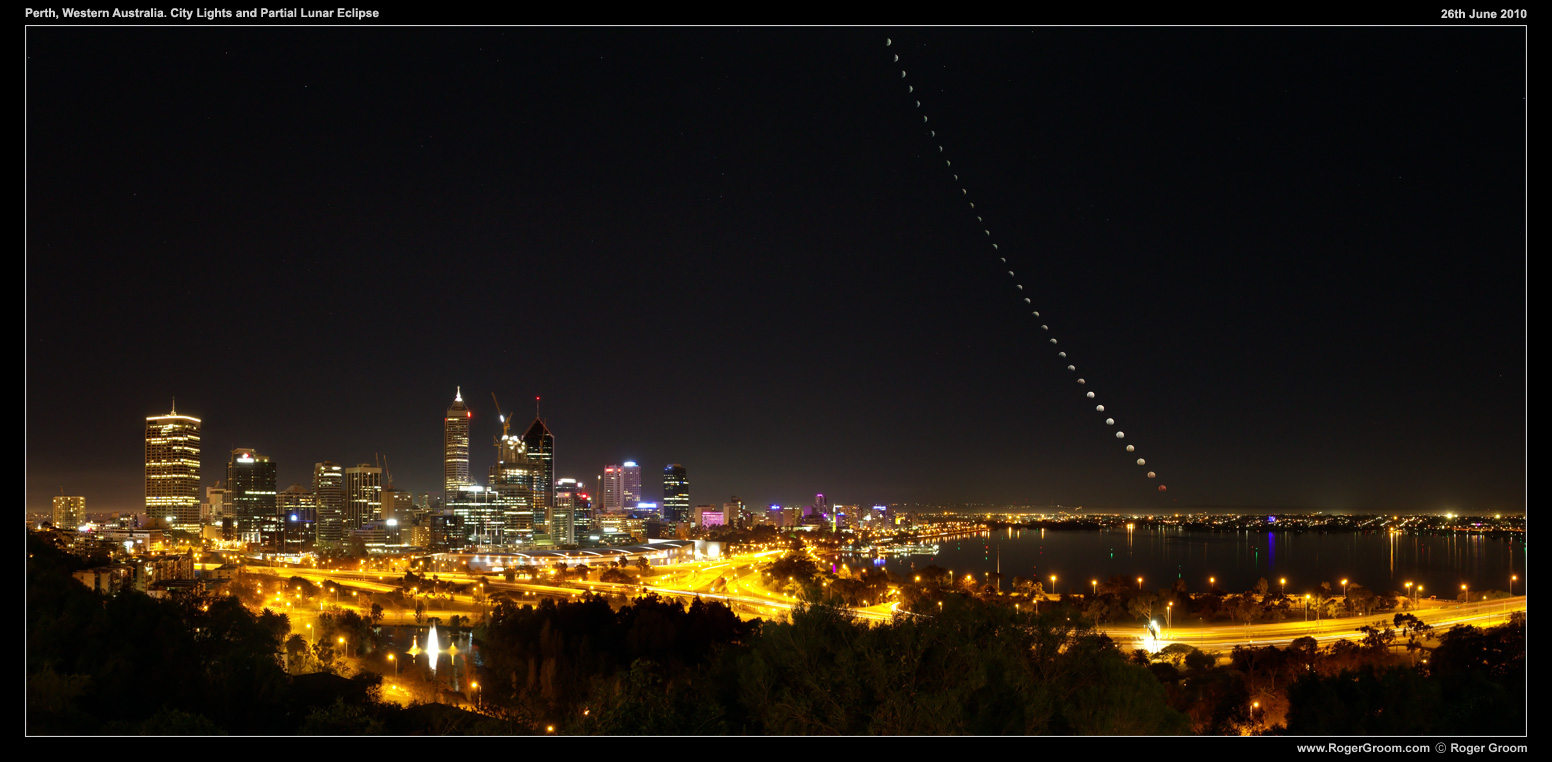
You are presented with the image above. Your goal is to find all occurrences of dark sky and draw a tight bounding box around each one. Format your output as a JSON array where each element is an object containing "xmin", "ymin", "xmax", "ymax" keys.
[{"xmin": 25, "ymin": 26, "xmax": 1525, "ymax": 516}]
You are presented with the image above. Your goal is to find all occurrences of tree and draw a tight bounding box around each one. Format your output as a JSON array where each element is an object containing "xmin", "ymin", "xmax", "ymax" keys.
[
  {"xmin": 1127, "ymin": 591, "xmax": 1158, "ymax": 624},
  {"xmin": 369, "ymin": 603, "xmax": 384, "ymax": 625}
]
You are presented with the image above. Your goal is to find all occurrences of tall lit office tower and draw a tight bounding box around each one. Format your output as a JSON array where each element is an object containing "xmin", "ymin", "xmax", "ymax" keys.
[
  {"xmin": 228, "ymin": 449, "xmax": 278, "ymax": 545},
  {"xmin": 444, "ymin": 388, "xmax": 471, "ymax": 501},
  {"xmin": 490, "ymin": 426, "xmax": 537, "ymax": 545},
  {"xmin": 276, "ymin": 485, "xmax": 318, "ymax": 549},
  {"xmin": 602, "ymin": 465, "xmax": 623, "ymax": 512},
  {"xmin": 313, "ymin": 462, "xmax": 345, "ymax": 541},
  {"xmin": 622, "ymin": 461, "xmax": 642, "ymax": 508},
  {"xmin": 344, "ymin": 464, "xmax": 383, "ymax": 532},
  {"xmin": 662, "ymin": 464, "xmax": 689, "ymax": 523},
  {"xmin": 552, "ymin": 479, "xmax": 583, "ymax": 545},
  {"xmin": 52, "ymin": 496, "xmax": 85, "ymax": 530},
  {"xmin": 145, "ymin": 405, "xmax": 201, "ymax": 533},
  {"xmin": 522, "ymin": 413, "xmax": 554, "ymax": 532}
]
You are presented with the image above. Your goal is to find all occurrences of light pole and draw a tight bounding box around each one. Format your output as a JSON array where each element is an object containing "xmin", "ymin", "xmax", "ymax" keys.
[
  {"xmin": 1510, "ymin": 574, "xmax": 1517, "ymax": 596},
  {"xmin": 1091, "ymin": 579, "xmax": 1097, "ymax": 597},
  {"xmin": 1137, "ymin": 576, "xmax": 1143, "ymax": 591}
]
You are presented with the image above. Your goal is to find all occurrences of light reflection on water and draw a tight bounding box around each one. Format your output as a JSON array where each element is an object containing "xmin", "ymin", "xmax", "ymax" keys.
[{"xmin": 875, "ymin": 527, "xmax": 1523, "ymax": 598}]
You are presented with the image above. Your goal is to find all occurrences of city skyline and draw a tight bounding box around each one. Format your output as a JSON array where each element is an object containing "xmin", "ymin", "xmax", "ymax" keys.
[{"xmin": 26, "ymin": 26, "xmax": 1525, "ymax": 517}]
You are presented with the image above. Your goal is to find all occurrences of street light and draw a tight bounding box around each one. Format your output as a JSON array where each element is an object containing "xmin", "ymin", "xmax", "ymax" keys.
[
  {"xmin": 1137, "ymin": 576, "xmax": 1143, "ymax": 591},
  {"xmin": 1510, "ymin": 574, "xmax": 1518, "ymax": 596}
]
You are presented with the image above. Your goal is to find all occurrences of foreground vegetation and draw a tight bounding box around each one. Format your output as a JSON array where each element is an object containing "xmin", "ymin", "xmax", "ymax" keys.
[{"xmin": 27, "ymin": 535, "xmax": 1524, "ymax": 735}]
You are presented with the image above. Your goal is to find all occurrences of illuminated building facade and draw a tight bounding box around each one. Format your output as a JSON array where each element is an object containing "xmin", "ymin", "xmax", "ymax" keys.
[
  {"xmin": 227, "ymin": 449, "xmax": 278, "ymax": 546},
  {"xmin": 343, "ymin": 464, "xmax": 382, "ymax": 532},
  {"xmin": 490, "ymin": 428, "xmax": 537, "ymax": 546},
  {"xmin": 446, "ymin": 486, "xmax": 501, "ymax": 549},
  {"xmin": 276, "ymin": 484, "xmax": 317, "ymax": 549},
  {"xmin": 52, "ymin": 496, "xmax": 85, "ymax": 530},
  {"xmin": 622, "ymin": 461, "xmax": 642, "ymax": 507},
  {"xmin": 144, "ymin": 406, "xmax": 201, "ymax": 534},
  {"xmin": 662, "ymin": 464, "xmax": 689, "ymax": 523},
  {"xmin": 603, "ymin": 465, "xmax": 623, "ymax": 512},
  {"xmin": 554, "ymin": 478, "xmax": 587, "ymax": 544},
  {"xmin": 313, "ymin": 461, "xmax": 344, "ymax": 541},
  {"xmin": 444, "ymin": 388, "xmax": 471, "ymax": 500},
  {"xmin": 522, "ymin": 416, "xmax": 555, "ymax": 533}
]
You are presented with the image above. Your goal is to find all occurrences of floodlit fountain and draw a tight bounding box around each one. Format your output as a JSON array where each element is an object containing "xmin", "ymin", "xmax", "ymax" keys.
[{"xmin": 426, "ymin": 623, "xmax": 440, "ymax": 672}]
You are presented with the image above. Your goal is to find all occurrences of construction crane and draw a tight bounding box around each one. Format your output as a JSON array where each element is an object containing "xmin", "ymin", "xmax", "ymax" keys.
[{"xmin": 491, "ymin": 392, "xmax": 511, "ymax": 439}]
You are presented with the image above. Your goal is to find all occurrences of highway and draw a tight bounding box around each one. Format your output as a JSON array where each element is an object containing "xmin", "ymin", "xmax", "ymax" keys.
[{"xmin": 242, "ymin": 554, "xmax": 1524, "ymax": 650}]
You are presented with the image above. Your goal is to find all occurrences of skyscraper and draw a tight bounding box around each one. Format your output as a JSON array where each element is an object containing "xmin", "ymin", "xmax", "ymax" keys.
[
  {"xmin": 444, "ymin": 388, "xmax": 471, "ymax": 501},
  {"xmin": 313, "ymin": 461, "xmax": 345, "ymax": 542},
  {"xmin": 622, "ymin": 461, "xmax": 642, "ymax": 508},
  {"xmin": 52, "ymin": 496, "xmax": 85, "ymax": 530},
  {"xmin": 344, "ymin": 464, "xmax": 383, "ymax": 533},
  {"xmin": 228, "ymin": 449, "xmax": 278, "ymax": 546},
  {"xmin": 554, "ymin": 478, "xmax": 587, "ymax": 544},
  {"xmin": 603, "ymin": 465, "xmax": 623, "ymax": 513},
  {"xmin": 276, "ymin": 484, "xmax": 317, "ymax": 550},
  {"xmin": 662, "ymin": 464, "xmax": 689, "ymax": 524},
  {"xmin": 522, "ymin": 412, "xmax": 554, "ymax": 534},
  {"xmin": 145, "ymin": 404, "xmax": 201, "ymax": 534},
  {"xmin": 490, "ymin": 423, "xmax": 537, "ymax": 547}
]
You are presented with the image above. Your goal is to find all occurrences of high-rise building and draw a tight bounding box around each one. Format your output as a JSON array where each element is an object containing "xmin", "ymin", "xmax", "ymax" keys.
[
  {"xmin": 602, "ymin": 465, "xmax": 623, "ymax": 513},
  {"xmin": 145, "ymin": 405, "xmax": 201, "ymax": 534},
  {"xmin": 381, "ymin": 487, "xmax": 416, "ymax": 523},
  {"xmin": 313, "ymin": 462, "xmax": 345, "ymax": 542},
  {"xmin": 343, "ymin": 464, "xmax": 383, "ymax": 532},
  {"xmin": 444, "ymin": 388, "xmax": 471, "ymax": 501},
  {"xmin": 662, "ymin": 464, "xmax": 689, "ymax": 524},
  {"xmin": 622, "ymin": 462, "xmax": 642, "ymax": 508},
  {"xmin": 724, "ymin": 496, "xmax": 746, "ymax": 528},
  {"xmin": 276, "ymin": 484, "xmax": 318, "ymax": 550},
  {"xmin": 446, "ymin": 485, "xmax": 500, "ymax": 549},
  {"xmin": 203, "ymin": 483, "xmax": 230, "ymax": 524},
  {"xmin": 228, "ymin": 449, "xmax": 278, "ymax": 546},
  {"xmin": 553, "ymin": 478, "xmax": 584, "ymax": 546},
  {"xmin": 276, "ymin": 484, "xmax": 317, "ymax": 523},
  {"xmin": 489, "ymin": 424, "xmax": 537, "ymax": 547},
  {"xmin": 522, "ymin": 414, "xmax": 555, "ymax": 533},
  {"xmin": 52, "ymin": 496, "xmax": 85, "ymax": 530}
]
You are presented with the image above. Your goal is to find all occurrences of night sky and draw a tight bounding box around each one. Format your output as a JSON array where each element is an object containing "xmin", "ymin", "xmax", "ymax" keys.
[{"xmin": 25, "ymin": 26, "xmax": 1525, "ymax": 516}]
